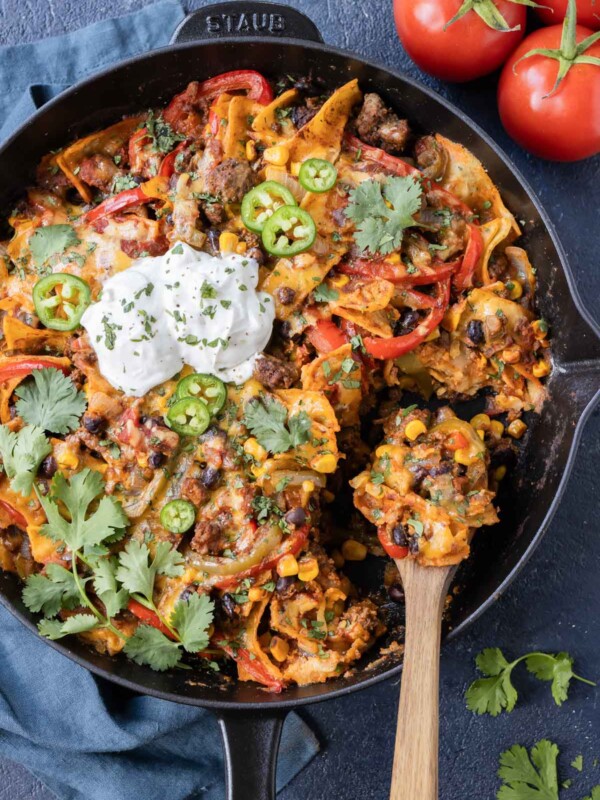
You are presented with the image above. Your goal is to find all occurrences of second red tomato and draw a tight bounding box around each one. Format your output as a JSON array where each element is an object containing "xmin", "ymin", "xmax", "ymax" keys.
[
  {"xmin": 394, "ymin": 0, "xmax": 526, "ymax": 81},
  {"xmin": 536, "ymin": 0, "xmax": 600, "ymax": 29}
]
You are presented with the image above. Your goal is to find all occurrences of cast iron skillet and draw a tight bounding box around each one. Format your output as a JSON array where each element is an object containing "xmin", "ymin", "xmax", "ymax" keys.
[{"xmin": 0, "ymin": 3, "xmax": 599, "ymax": 798}]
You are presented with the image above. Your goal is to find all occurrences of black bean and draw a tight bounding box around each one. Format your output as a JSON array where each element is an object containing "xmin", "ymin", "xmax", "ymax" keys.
[
  {"xmin": 148, "ymin": 451, "xmax": 165, "ymax": 469},
  {"xmin": 466, "ymin": 319, "xmax": 485, "ymax": 346},
  {"xmin": 394, "ymin": 308, "xmax": 420, "ymax": 336},
  {"xmin": 83, "ymin": 415, "xmax": 106, "ymax": 434},
  {"xmin": 221, "ymin": 593, "xmax": 237, "ymax": 619},
  {"xmin": 388, "ymin": 584, "xmax": 405, "ymax": 604},
  {"xmin": 40, "ymin": 455, "xmax": 58, "ymax": 478},
  {"xmin": 429, "ymin": 463, "xmax": 452, "ymax": 477},
  {"xmin": 179, "ymin": 585, "xmax": 196, "ymax": 603},
  {"xmin": 284, "ymin": 507, "xmax": 306, "ymax": 527},
  {"xmin": 410, "ymin": 466, "xmax": 428, "ymax": 490},
  {"xmin": 276, "ymin": 575, "xmax": 295, "ymax": 593},
  {"xmin": 277, "ymin": 286, "xmax": 296, "ymax": 306},
  {"xmin": 392, "ymin": 524, "xmax": 409, "ymax": 547},
  {"xmin": 409, "ymin": 536, "xmax": 420, "ymax": 555},
  {"xmin": 200, "ymin": 466, "xmax": 220, "ymax": 488}
]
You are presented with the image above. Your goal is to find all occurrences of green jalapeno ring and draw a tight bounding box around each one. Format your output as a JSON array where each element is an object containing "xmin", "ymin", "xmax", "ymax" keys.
[
  {"xmin": 160, "ymin": 499, "xmax": 196, "ymax": 534},
  {"xmin": 166, "ymin": 396, "xmax": 211, "ymax": 436},
  {"xmin": 261, "ymin": 205, "xmax": 317, "ymax": 258},
  {"xmin": 176, "ymin": 373, "xmax": 227, "ymax": 415},
  {"xmin": 33, "ymin": 273, "xmax": 91, "ymax": 331},
  {"xmin": 298, "ymin": 158, "xmax": 338, "ymax": 193},
  {"xmin": 241, "ymin": 181, "xmax": 297, "ymax": 233}
]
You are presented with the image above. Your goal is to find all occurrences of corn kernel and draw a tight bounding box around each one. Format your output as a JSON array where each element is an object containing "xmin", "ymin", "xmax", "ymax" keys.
[
  {"xmin": 313, "ymin": 453, "xmax": 337, "ymax": 473},
  {"xmin": 277, "ymin": 554, "xmax": 299, "ymax": 577},
  {"xmin": 325, "ymin": 587, "xmax": 346, "ymax": 605},
  {"xmin": 508, "ymin": 280, "xmax": 523, "ymax": 299},
  {"xmin": 532, "ymin": 320, "xmax": 548, "ymax": 339},
  {"xmin": 330, "ymin": 274, "xmax": 349, "ymax": 288},
  {"xmin": 270, "ymin": 636, "xmax": 289, "ymax": 663},
  {"xmin": 405, "ymin": 420, "xmax": 427, "ymax": 441},
  {"xmin": 263, "ymin": 144, "xmax": 290, "ymax": 166},
  {"xmin": 298, "ymin": 557, "xmax": 319, "ymax": 582},
  {"xmin": 386, "ymin": 253, "xmax": 401, "ymax": 265},
  {"xmin": 495, "ymin": 465, "xmax": 507, "ymax": 481},
  {"xmin": 302, "ymin": 480, "xmax": 315, "ymax": 493},
  {"xmin": 501, "ymin": 345, "xmax": 522, "ymax": 364},
  {"xmin": 454, "ymin": 448, "xmax": 478, "ymax": 466},
  {"xmin": 245, "ymin": 140, "xmax": 257, "ymax": 161},
  {"xmin": 489, "ymin": 420, "xmax": 505, "ymax": 439},
  {"xmin": 219, "ymin": 231, "xmax": 239, "ymax": 253},
  {"xmin": 244, "ymin": 436, "xmax": 267, "ymax": 462},
  {"xmin": 290, "ymin": 161, "xmax": 301, "ymax": 176},
  {"xmin": 470, "ymin": 413, "xmax": 491, "ymax": 431},
  {"xmin": 365, "ymin": 481, "xmax": 383, "ymax": 498},
  {"xmin": 235, "ymin": 241, "xmax": 247, "ymax": 255},
  {"xmin": 331, "ymin": 549, "xmax": 345, "ymax": 568},
  {"xmin": 507, "ymin": 419, "xmax": 527, "ymax": 439},
  {"xmin": 57, "ymin": 450, "xmax": 79, "ymax": 470},
  {"xmin": 342, "ymin": 539, "xmax": 368, "ymax": 561},
  {"xmin": 376, "ymin": 444, "xmax": 393, "ymax": 458},
  {"xmin": 477, "ymin": 429, "xmax": 485, "ymax": 440},
  {"xmin": 137, "ymin": 453, "xmax": 149, "ymax": 469},
  {"xmin": 248, "ymin": 587, "xmax": 266, "ymax": 602},
  {"xmin": 532, "ymin": 360, "xmax": 551, "ymax": 378}
]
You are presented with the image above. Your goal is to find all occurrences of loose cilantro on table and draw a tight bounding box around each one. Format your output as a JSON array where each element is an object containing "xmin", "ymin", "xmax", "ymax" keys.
[
  {"xmin": 29, "ymin": 224, "xmax": 80, "ymax": 267},
  {"xmin": 466, "ymin": 648, "xmax": 595, "ymax": 717},
  {"xmin": 497, "ymin": 740, "xmax": 559, "ymax": 800},
  {"xmin": 15, "ymin": 367, "xmax": 87, "ymax": 434},
  {"xmin": 345, "ymin": 176, "xmax": 423, "ymax": 256},
  {"xmin": 0, "ymin": 424, "xmax": 51, "ymax": 496},
  {"xmin": 583, "ymin": 787, "xmax": 600, "ymax": 800},
  {"xmin": 243, "ymin": 395, "xmax": 312, "ymax": 454}
]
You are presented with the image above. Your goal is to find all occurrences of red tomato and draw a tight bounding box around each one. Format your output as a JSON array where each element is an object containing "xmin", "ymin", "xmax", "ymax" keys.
[
  {"xmin": 393, "ymin": 0, "xmax": 526, "ymax": 81},
  {"xmin": 536, "ymin": 0, "xmax": 600, "ymax": 29},
  {"xmin": 498, "ymin": 24, "xmax": 600, "ymax": 160}
]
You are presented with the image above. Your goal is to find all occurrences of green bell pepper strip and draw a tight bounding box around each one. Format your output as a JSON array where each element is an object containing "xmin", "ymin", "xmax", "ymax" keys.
[
  {"xmin": 176, "ymin": 373, "xmax": 227, "ymax": 415},
  {"xmin": 241, "ymin": 181, "xmax": 297, "ymax": 233},
  {"xmin": 33, "ymin": 273, "xmax": 91, "ymax": 331},
  {"xmin": 166, "ymin": 396, "xmax": 211, "ymax": 436},
  {"xmin": 261, "ymin": 205, "xmax": 316, "ymax": 257},
  {"xmin": 160, "ymin": 499, "xmax": 196, "ymax": 533},
  {"xmin": 298, "ymin": 158, "xmax": 337, "ymax": 193}
]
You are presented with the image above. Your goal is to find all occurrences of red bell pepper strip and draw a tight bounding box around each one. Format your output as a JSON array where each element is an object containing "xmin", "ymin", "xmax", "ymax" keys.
[
  {"xmin": 306, "ymin": 319, "xmax": 349, "ymax": 354},
  {"xmin": 0, "ymin": 358, "xmax": 69, "ymax": 383},
  {"xmin": 158, "ymin": 140, "xmax": 188, "ymax": 178},
  {"xmin": 127, "ymin": 599, "xmax": 176, "ymax": 639},
  {"xmin": 377, "ymin": 528, "xmax": 409, "ymax": 560},
  {"xmin": 212, "ymin": 526, "xmax": 309, "ymax": 591},
  {"xmin": 0, "ymin": 500, "xmax": 28, "ymax": 529},
  {"xmin": 340, "ymin": 256, "xmax": 458, "ymax": 287},
  {"xmin": 453, "ymin": 223, "xmax": 483, "ymax": 291},
  {"xmin": 364, "ymin": 278, "xmax": 451, "ymax": 360},
  {"xmin": 84, "ymin": 186, "xmax": 152, "ymax": 224},
  {"xmin": 221, "ymin": 645, "xmax": 285, "ymax": 693},
  {"xmin": 345, "ymin": 135, "xmax": 417, "ymax": 177}
]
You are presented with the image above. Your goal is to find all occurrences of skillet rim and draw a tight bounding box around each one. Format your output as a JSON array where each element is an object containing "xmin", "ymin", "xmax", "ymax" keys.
[{"xmin": 0, "ymin": 35, "xmax": 599, "ymax": 710}]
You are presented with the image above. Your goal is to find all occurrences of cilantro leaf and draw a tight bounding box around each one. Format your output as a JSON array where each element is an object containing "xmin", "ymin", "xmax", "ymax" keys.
[
  {"xmin": 30, "ymin": 224, "xmax": 80, "ymax": 267},
  {"xmin": 313, "ymin": 283, "xmax": 339, "ymax": 303},
  {"xmin": 243, "ymin": 395, "xmax": 312, "ymax": 454},
  {"xmin": 116, "ymin": 540, "xmax": 184, "ymax": 601},
  {"xmin": 582, "ymin": 787, "xmax": 600, "ymax": 800},
  {"xmin": 466, "ymin": 648, "xmax": 518, "ymax": 717},
  {"xmin": 170, "ymin": 594, "xmax": 215, "ymax": 653},
  {"xmin": 497, "ymin": 740, "xmax": 559, "ymax": 800},
  {"xmin": 91, "ymin": 555, "xmax": 129, "ymax": 618},
  {"xmin": 22, "ymin": 564, "xmax": 81, "ymax": 617},
  {"xmin": 15, "ymin": 368, "xmax": 87, "ymax": 434},
  {"xmin": 570, "ymin": 755, "xmax": 583, "ymax": 772},
  {"xmin": 0, "ymin": 424, "xmax": 51, "ymax": 496},
  {"xmin": 526, "ymin": 652, "xmax": 580, "ymax": 706},
  {"xmin": 37, "ymin": 469, "xmax": 128, "ymax": 553},
  {"xmin": 144, "ymin": 111, "xmax": 184, "ymax": 154},
  {"xmin": 38, "ymin": 613, "xmax": 99, "ymax": 640},
  {"xmin": 345, "ymin": 176, "xmax": 422, "ymax": 255},
  {"xmin": 123, "ymin": 624, "xmax": 183, "ymax": 670}
]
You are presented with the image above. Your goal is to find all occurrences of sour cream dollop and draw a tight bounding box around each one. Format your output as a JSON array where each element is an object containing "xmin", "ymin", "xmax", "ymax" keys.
[{"xmin": 81, "ymin": 242, "xmax": 275, "ymax": 396}]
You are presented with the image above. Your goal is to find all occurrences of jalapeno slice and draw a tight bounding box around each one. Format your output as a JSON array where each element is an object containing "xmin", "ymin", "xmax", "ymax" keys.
[
  {"xmin": 241, "ymin": 181, "xmax": 297, "ymax": 233},
  {"xmin": 261, "ymin": 205, "xmax": 316, "ymax": 257},
  {"xmin": 33, "ymin": 273, "xmax": 91, "ymax": 331},
  {"xmin": 160, "ymin": 499, "xmax": 196, "ymax": 533},
  {"xmin": 166, "ymin": 397, "xmax": 211, "ymax": 436},
  {"xmin": 298, "ymin": 158, "xmax": 337, "ymax": 193},
  {"xmin": 176, "ymin": 373, "xmax": 227, "ymax": 415}
]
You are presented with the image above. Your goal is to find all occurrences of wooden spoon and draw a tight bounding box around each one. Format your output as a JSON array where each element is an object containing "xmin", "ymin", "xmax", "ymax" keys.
[{"xmin": 389, "ymin": 558, "xmax": 456, "ymax": 800}]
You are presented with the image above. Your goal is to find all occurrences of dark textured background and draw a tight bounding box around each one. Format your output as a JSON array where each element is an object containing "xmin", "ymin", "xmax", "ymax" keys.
[{"xmin": 0, "ymin": 1, "xmax": 599, "ymax": 798}]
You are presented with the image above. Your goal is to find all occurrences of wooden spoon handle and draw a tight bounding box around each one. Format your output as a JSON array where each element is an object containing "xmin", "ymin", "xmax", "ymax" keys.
[{"xmin": 389, "ymin": 560, "xmax": 453, "ymax": 800}]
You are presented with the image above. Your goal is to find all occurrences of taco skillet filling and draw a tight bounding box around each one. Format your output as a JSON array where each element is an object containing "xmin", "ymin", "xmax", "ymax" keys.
[{"xmin": 0, "ymin": 73, "xmax": 550, "ymax": 691}]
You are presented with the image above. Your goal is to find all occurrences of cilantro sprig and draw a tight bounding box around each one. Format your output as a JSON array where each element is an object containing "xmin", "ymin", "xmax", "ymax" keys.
[
  {"xmin": 497, "ymin": 740, "xmax": 560, "ymax": 800},
  {"xmin": 345, "ymin": 176, "xmax": 423, "ymax": 256},
  {"xmin": 243, "ymin": 395, "xmax": 312, "ymax": 454},
  {"xmin": 0, "ymin": 424, "xmax": 51, "ymax": 496},
  {"xmin": 15, "ymin": 367, "xmax": 87, "ymax": 434},
  {"xmin": 466, "ymin": 648, "xmax": 595, "ymax": 717}
]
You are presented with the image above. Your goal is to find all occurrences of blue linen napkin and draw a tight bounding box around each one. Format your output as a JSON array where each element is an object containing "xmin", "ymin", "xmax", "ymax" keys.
[{"xmin": 0, "ymin": 3, "xmax": 320, "ymax": 797}]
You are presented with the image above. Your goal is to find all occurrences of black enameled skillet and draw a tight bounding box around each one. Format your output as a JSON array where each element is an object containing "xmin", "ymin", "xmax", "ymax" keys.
[{"xmin": 0, "ymin": 4, "xmax": 599, "ymax": 798}]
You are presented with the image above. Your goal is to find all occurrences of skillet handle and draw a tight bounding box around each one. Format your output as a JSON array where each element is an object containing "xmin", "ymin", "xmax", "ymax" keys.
[
  {"xmin": 215, "ymin": 708, "xmax": 287, "ymax": 800},
  {"xmin": 170, "ymin": 2, "xmax": 323, "ymax": 45}
]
